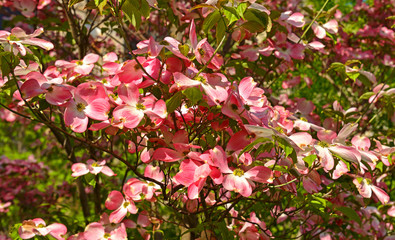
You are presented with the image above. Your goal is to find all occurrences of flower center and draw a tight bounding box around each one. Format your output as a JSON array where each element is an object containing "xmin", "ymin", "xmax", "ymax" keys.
[
  {"xmin": 123, "ymin": 201, "xmax": 130, "ymax": 208},
  {"xmin": 91, "ymin": 162, "xmax": 99, "ymax": 167},
  {"xmin": 7, "ymin": 35, "xmax": 20, "ymax": 41},
  {"xmin": 76, "ymin": 103, "xmax": 86, "ymax": 112},
  {"xmin": 318, "ymin": 141, "xmax": 329, "ymax": 148},
  {"xmin": 136, "ymin": 103, "xmax": 145, "ymax": 110},
  {"xmin": 198, "ymin": 48, "xmax": 205, "ymax": 56},
  {"xmin": 194, "ymin": 75, "xmax": 206, "ymax": 84},
  {"xmin": 104, "ymin": 233, "xmax": 111, "ymax": 239},
  {"xmin": 233, "ymin": 168, "xmax": 244, "ymax": 177}
]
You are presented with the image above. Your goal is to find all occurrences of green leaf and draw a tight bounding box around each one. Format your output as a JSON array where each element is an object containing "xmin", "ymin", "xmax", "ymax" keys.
[
  {"xmin": 190, "ymin": 3, "xmax": 217, "ymax": 11},
  {"xmin": 216, "ymin": 18, "xmax": 226, "ymax": 45},
  {"xmin": 0, "ymin": 53, "xmax": 19, "ymax": 77},
  {"xmin": 182, "ymin": 87, "xmax": 202, "ymax": 105},
  {"xmin": 359, "ymin": 92, "xmax": 375, "ymax": 100},
  {"xmin": 178, "ymin": 44, "xmax": 190, "ymax": 57},
  {"xmin": 165, "ymin": 91, "xmax": 183, "ymax": 114},
  {"xmin": 236, "ymin": 2, "xmax": 248, "ymax": 19},
  {"xmin": 238, "ymin": 137, "xmax": 268, "ymax": 159},
  {"xmin": 94, "ymin": 0, "xmax": 107, "ymax": 14},
  {"xmin": 38, "ymin": 99, "xmax": 50, "ymax": 110},
  {"xmin": 244, "ymin": 9, "xmax": 271, "ymax": 32},
  {"xmin": 68, "ymin": 0, "xmax": 83, "ymax": 9},
  {"xmin": 336, "ymin": 206, "xmax": 362, "ymax": 225},
  {"xmin": 303, "ymin": 155, "xmax": 317, "ymax": 167},
  {"xmin": 327, "ymin": 62, "xmax": 345, "ymax": 73},
  {"xmin": 346, "ymin": 69, "xmax": 360, "ymax": 81},
  {"xmin": 240, "ymin": 21, "xmax": 265, "ymax": 32},
  {"xmin": 84, "ymin": 174, "xmax": 96, "ymax": 187},
  {"xmin": 345, "ymin": 60, "xmax": 361, "ymax": 66},
  {"xmin": 277, "ymin": 137, "xmax": 297, "ymax": 163},
  {"xmin": 122, "ymin": 0, "xmax": 142, "ymax": 29},
  {"xmin": 223, "ymin": 5, "xmax": 239, "ymax": 25},
  {"xmin": 203, "ymin": 10, "xmax": 221, "ymax": 33}
]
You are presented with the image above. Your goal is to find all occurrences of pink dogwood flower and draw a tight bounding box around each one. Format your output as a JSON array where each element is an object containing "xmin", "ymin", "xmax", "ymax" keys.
[
  {"xmin": 84, "ymin": 215, "xmax": 127, "ymax": 240},
  {"xmin": 212, "ymin": 146, "xmax": 273, "ymax": 197},
  {"xmin": 112, "ymin": 83, "xmax": 167, "ymax": 129},
  {"xmin": 0, "ymin": 27, "xmax": 53, "ymax": 56},
  {"xmin": 19, "ymin": 218, "xmax": 67, "ymax": 240},
  {"xmin": 353, "ymin": 178, "xmax": 390, "ymax": 204},
  {"xmin": 20, "ymin": 71, "xmax": 72, "ymax": 105},
  {"xmin": 71, "ymin": 159, "xmax": 116, "ymax": 177},
  {"xmin": 64, "ymin": 82, "xmax": 110, "ymax": 132},
  {"xmin": 105, "ymin": 191, "xmax": 138, "ymax": 223},
  {"xmin": 55, "ymin": 53, "xmax": 100, "ymax": 75}
]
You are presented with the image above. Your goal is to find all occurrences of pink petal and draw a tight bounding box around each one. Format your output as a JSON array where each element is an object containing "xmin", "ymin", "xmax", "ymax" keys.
[
  {"xmin": 152, "ymin": 148, "xmax": 183, "ymax": 162},
  {"xmin": 289, "ymin": 43, "xmax": 305, "ymax": 60},
  {"xmin": 105, "ymin": 191, "xmax": 124, "ymax": 210},
  {"xmin": 238, "ymin": 77, "xmax": 256, "ymax": 102},
  {"xmin": 245, "ymin": 166, "xmax": 273, "ymax": 183},
  {"xmin": 323, "ymin": 19, "xmax": 338, "ymax": 34},
  {"xmin": 188, "ymin": 178, "xmax": 206, "ymax": 199},
  {"xmin": 84, "ymin": 98, "xmax": 110, "ymax": 121},
  {"xmin": 21, "ymin": 38, "xmax": 54, "ymax": 51},
  {"xmin": 71, "ymin": 163, "xmax": 89, "ymax": 177},
  {"xmin": 118, "ymin": 83, "xmax": 140, "ymax": 106},
  {"xmin": 308, "ymin": 41, "xmax": 325, "ymax": 50},
  {"xmin": 210, "ymin": 146, "xmax": 232, "ymax": 174},
  {"xmin": 190, "ymin": 19, "xmax": 198, "ymax": 49},
  {"xmin": 74, "ymin": 64, "xmax": 94, "ymax": 75},
  {"xmin": 353, "ymin": 179, "xmax": 372, "ymax": 198},
  {"xmin": 173, "ymin": 72, "xmax": 201, "ymax": 88},
  {"xmin": 101, "ymin": 166, "xmax": 116, "ymax": 176},
  {"xmin": 289, "ymin": 132, "xmax": 312, "ymax": 149},
  {"xmin": 46, "ymin": 223, "xmax": 67, "ymax": 240},
  {"xmin": 103, "ymin": 52, "xmax": 118, "ymax": 62},
  {"xmin": 312, "ymin": 22, "xmax": 326, "ymax": 39},
  {"xmin": 83, "ymin": 53, "xmax": 100, "ymax": 65},
  {"xmin": 287, "ymin": 13, "xmax": 305, "ymax": 28},
  {"xmin": 336, "ymin": 123, "xmax": 358, "ymax": 143},
  {"xmin": 113, "ymin": 105, "xmax": 144, "ymax": 129},
  {"xmin": 117, "ymin": 60, "xmax": 143, "ymax": 83},
  {"xmin": 174, "ymin": 159, "xmax": 199, "ymax": 186},
  {"xmin": 144, "ymin": 165, "xmax": 164, "ymax": 182},
  {"xmin": 329, "ymin": 145, "xmax": 361, "ymax": 164},
  {"xmin": 45, "ymin": 85, "xmax": 72, "ymax": 106},
  {"xmin": 20, "ymin": 79, "xmax": 46, "ymax": 99},
  {"xmin": 109, "ymin": 206, "xmax": 128, "ymax": 223},
  {"xmin": 371, "ymin": 185, "xmax": 390, "ymax": 204},
  {"xmin": 84, "ymin": 222, "xmax": 105, "ymax": 239},
  {"xmin": 317, "ymin": 129, "xmax": 337, "ymax": 144}
]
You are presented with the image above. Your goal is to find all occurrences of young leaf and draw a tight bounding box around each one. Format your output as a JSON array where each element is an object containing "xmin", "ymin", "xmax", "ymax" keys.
[
  {"xmin": 166, "ymin": 91, "xmax": 183, "ymax": 113},
  {"xmin": 182, "ymin": 87, "xmax": 202, "ymax": 105},
  {"xmin": 336, "ymin": 206, "xmax": 362, "ymax": 225},
  {"xmin": 203, "ymin": 10, "xmax": 221, "ymax": 33},
  {"xmin": 216, "ymin": 18, "xmax": 226, "ymax": 45}
]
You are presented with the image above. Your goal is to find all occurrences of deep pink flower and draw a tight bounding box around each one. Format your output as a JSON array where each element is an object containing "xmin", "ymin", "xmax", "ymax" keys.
[
  {"xmin": 105, "ymin": 191, "xmax": 138, "ymax": 223},
  {"xmin": 64, "ymin": 82, "xmax": 110, "ymax": 132}
]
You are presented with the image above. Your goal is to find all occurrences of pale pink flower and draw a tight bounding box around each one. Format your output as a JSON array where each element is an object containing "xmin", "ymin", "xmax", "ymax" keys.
[
  {"xmin": 0, "ymin": 27, "xmax": 53, "ymax": 56},
  {"xmin": 71, "ymin": 159, "xmax": 116, "ymax": 177},
  {"xmin": 19, "ymin": 218, "xmax": 67, "ymax": 240}
]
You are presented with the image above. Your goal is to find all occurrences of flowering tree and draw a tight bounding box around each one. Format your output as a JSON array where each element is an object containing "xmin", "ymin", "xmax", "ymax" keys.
[{"xmin": 0, "ymin": 0, "xmax": 394, "ymax": 239}]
